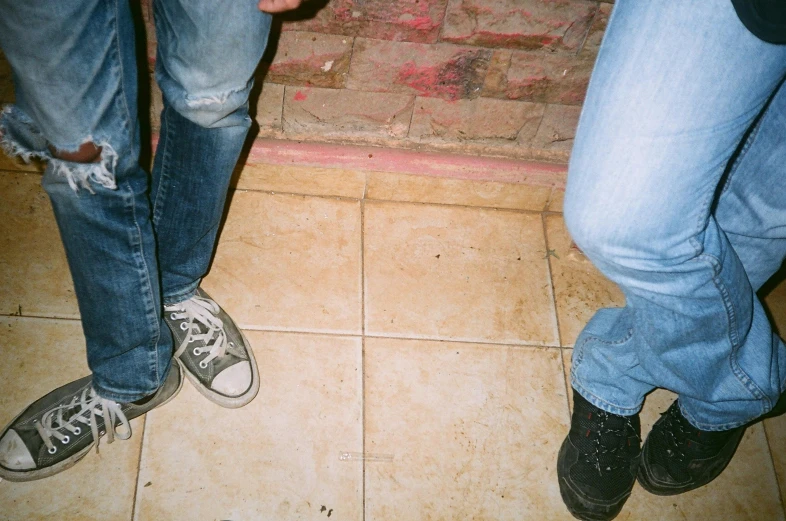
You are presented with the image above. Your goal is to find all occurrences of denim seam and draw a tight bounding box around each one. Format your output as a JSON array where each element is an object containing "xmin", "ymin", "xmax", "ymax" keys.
[
  {"xmin": 678, "ymin": 401, "xmax": 751, "ymax": 432},
  {"xmin": 718, "ymin": 107, "xmax": 764, "ymax": 198},
  {"xmin": 695, "ymin": 252, "xmax": 769, "ymax": 412},
  {"xmin": 689, "ymin": 184, "xmax": 716, "ymax": 254},
  {"xmin": 717, "ymin": 267, "xmax": 768, "ymax": 407},
  {"xmin": 163, "ymin": 283, "xmax": 200, "ymax": 306},
  {"xmin": 571, "ymin": 328, "xmax": 635, "ymax": 386},
  {"xmin": 152, "ymin": 104, "xmax": 173, "ymax": 224},
  {"xmin": 111, "ymin": 0, "xmax": 134, "ymax": 131},
  {"xmin": 683, "ymin": 183, "xmax": 768, "ymax": 425},
  {"xmin": 125, "ymin": 180, "xmax": 164, "ymax": 389},
  {"xmin": 570, "ymin": 377, "xmax": 642, "ymax": 416}
]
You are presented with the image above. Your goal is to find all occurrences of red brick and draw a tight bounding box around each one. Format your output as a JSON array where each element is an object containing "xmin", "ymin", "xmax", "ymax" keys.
[
  {"xmin": 347, "ymin": 39, "xmax": 491, "ymax": 101},
  {"xmin": 442, "ymin": 0, "xmax": 597, "ymax": 52},
  {"xmin": 531, "ymin": 104, "xmax": 581, "ymax": 162},
  {"xmin": 282, "ymin": 0, "xmax": 449, "ymax": 43},
  {"xmin": 139, "ymin": 0, "xmax": 157, "ymax": 65},
  {"xmin": 150, "ymin": 77, "xmax": 164, "ymax": 129},
  {"xmin": 409, "ymin": 97, "xmax": 545, "ymax": 145},
  {"xmin": 283, "ymin": 87, "xmax": 414, "ymax": 141},
  {"xmin": 579, "ymin": 2, "xmax": 612, "ymax": 59},
  {"xmin": 265, "ymin": 32, "xmax": 353, "ymax": 88},
  {"xmin": 482, "ymin": 50, "xmax": 592, "ymax": 105},
  {"xmin": 254, "ymin": 83, "xmax": 286, "ymax": 136}
]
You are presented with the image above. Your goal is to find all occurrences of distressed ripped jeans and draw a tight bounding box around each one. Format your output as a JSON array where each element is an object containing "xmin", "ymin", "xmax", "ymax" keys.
[
  {"xmin": 0, "ymin": 0, "xmax": 271, "ymax": 402},
  {"xmin": 565, "ymin": 0, "xmax": 786, "ymax": 430}
]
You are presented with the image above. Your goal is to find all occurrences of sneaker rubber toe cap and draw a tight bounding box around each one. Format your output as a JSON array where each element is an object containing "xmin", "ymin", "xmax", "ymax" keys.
[
  {"xmin": 211, "ymin": 362, "xmax": 252, "ymax": 397},
  {"xmin": 0, "ymin": 429, "xmax": 36, "ymax": 470}
]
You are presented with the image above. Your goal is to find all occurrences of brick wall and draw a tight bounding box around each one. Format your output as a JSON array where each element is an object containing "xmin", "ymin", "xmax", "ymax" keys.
[{"xmin": 145, "ymin": 1, "xmax": 612, "ymax": 164}]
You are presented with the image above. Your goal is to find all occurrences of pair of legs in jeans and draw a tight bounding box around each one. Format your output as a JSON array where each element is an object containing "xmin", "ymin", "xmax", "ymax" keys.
[
  {"xmin": 559, "ymin": 1, "xmax": 786, "ymax": 520},
  {"xmin": 0, "ymin": 0, "xmax": 271, "ymax": 481}
]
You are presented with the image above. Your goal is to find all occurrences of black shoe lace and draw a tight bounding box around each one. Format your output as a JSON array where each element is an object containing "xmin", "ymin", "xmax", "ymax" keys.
[
  {"xmin": 661, "ymin": 406, "xmax": 690, "ymax": 461},
  {"xmin": 582, "ymin": 410, "xmax": 640, "ymax": 475},
  {"xmin": 659, "ymin": 403, "xmax": 731, "ymax": 462}
]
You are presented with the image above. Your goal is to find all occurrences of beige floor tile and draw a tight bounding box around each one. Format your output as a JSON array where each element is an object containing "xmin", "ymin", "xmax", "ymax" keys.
[
  {"xmin": 365, "ymin": 171, "xmax": 551, "ymax": 211},
  {"xmin": 134, "ymin": 331, "xmax": 362, "ymax": 521},
  {"xmin": 547, "ymin": 188, "xmax": 564, "ymax": 212},
  {"xmin": 0, "ymin": 172, "xmax": 77, "ymax": 318},
  {"xmin": 202, "ymin": 191, "xmax": 362, "ymax": 334},
  {"xmin": 0, "ymin": 317, "xmax": 142, "ymax": 521},
  {"xmin": 545, "ymin": 214, "xmax": 624, "ymax": 346},
  {"xmin": 234, "ymin": 163, "xmax": 366, "ymax": 199},
  {"xmin": 364, "ymin": 338, "xmax": 571, "ymax": 521},
  {"xmin": 364, "ymin": 201, "xmax": 558, "ymax": 345}
]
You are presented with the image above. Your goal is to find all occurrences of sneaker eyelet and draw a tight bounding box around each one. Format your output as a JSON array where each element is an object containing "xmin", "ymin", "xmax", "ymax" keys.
[
  {"xmin": 199, "ymin": 361, "xmax": 208, "ymax": 369},
  {"xmin": 180, "ymin": 322, "xmax": 189, "ymax": 331},
  {"xmin": 229, "ymin": 342, "xmax": 235, "ymax": 347},
  {"xmin": 61, "ymin": 435, "xmax": 70, "ymax": 444},
  {"xmin": 193, "ymin": 348, "xmax": 202, "ymax": 356},
  {"xmin": 73, "ymin": 427, "xmax": 81, "ymax": 435},
  {"xmin": 48, "ymin": 447, "xmax": 57, "ymax": 454},
  {"xmin": 187, "ymin": 336, "xmax": 194, "ymax": 343},
  {"xmin": 170, "ymin": 313, "xmax": 178, "ymax": 320}
]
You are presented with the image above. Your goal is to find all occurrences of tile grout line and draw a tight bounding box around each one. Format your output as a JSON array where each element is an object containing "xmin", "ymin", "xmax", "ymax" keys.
[
  {"xmin": 541, "ymin": 212, "xmax": 572, "ymax": 417},
  {"xmin": 360, "ymin": 197, "xmax": 367, "ymax": 521},
  {"xmin": 234, "ymin": 325, "xmax": 565, "ymax": 351},
  {"xmin": 544, "ymin": 186, "xmax": 556, "ymax": 212},
  {"xmin": 229, "ymin": 185, "xmax": 556, "ymax": 215},
  {"xmin": 2, "ymin": 315, "xmax": 564, "ymax": 351},
  {"xmin": 762, "ymin": 423, "xmax": 786, "ymax": 518},
  {"xmin": 362, "ymin": 331, "xmax": 560, "ymax": 348},
  {"xmin": 130, "ymin": 415, "xmax": 151, "ymax": 521},
  {"xmin": 541, "ymin": 213, "xmax": 563, "ymax": 348},
  {"xmin": 0, "ymin": 313, "xmax": 81, "ymax": 322}
]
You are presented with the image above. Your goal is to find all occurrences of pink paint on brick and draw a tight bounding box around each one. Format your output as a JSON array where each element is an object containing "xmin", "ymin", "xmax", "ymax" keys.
[
  {"xmin": 442, "ymin": 0, "xmax": 596, "ymax": 52},
  {"xmin": 397, "ymin": 15, "xmax": 440, "ymax": 30},
  {"xmin": 284, "ymin": 0, "xmax": 449, "ymax": 43},
  {"xmin": 293, "ymin": 90, "xmax": 308, "ymax": 101},
  {"xmin": 349, "ymin": 40, "xmax": 491, "ymax": 101},
  {"xmin": 397, "ymin": 61, "xmax": 463, "ymax": 99}
]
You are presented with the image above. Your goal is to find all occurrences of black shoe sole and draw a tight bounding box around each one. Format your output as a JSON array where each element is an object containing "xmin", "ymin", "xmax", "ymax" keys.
[
  {"xmin": 637, "ymin": 424, "xmax": 745, "ymax": 496},
  {"xmin": 558, "ymin": 437, "xmax": 631, "ymax": 521}
]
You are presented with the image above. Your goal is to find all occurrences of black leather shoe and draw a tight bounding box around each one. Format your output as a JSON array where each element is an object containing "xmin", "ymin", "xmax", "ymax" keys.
[
  {"xmin": 638, "ymin": 400, "xmax": 747, "ymax": 496},
  {"xmin": 558, "ymin": 391, "xmax": 641, "ymax": 521}
]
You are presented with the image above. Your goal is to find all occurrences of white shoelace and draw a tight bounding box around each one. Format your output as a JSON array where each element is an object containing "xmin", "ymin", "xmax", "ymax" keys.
[
  {"xmin": 34, "ymin": 387, "xmax": 131, "ymax": 455},
  {"xmin": 166, "ymin": 295, "xmax": 230, "ymax": 369}
]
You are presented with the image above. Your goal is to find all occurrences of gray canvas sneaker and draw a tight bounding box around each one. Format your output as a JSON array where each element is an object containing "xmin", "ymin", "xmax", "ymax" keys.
[
  {"xmin": 164, "ymin": 288, "xmax": 259, "ymax": 408},
  {"xmin": 0, "ymin": 363, "xmax": 182, "ymax": 482}
]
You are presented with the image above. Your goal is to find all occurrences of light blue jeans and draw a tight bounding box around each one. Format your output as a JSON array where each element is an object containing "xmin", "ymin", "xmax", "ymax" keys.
[
  {"xmin": 0, "ymin": 0, "xmax": 271, "ymax": 402},
  {"xmin": 565, "ymin": 0, "xmax": 786, "ymax": 431}
]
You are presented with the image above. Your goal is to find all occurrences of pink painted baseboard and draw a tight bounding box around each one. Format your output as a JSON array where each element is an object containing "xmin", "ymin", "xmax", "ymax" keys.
[{"xmin": 153, "ymin": 135, "xmax": 569, "ymax": 189}]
